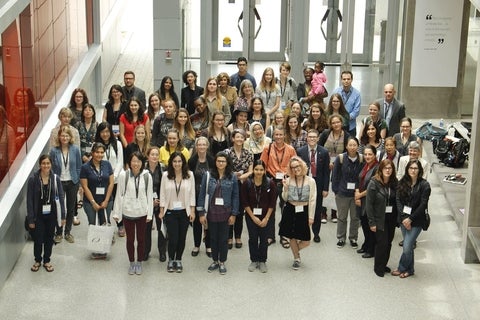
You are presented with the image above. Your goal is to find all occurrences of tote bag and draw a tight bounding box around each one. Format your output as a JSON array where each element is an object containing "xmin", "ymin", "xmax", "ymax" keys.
[{"xmin": 87, "ymin": 211, "xmax": 115, "ymax": 254}]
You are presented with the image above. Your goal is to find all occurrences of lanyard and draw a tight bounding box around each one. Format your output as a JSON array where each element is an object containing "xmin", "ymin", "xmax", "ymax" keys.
[
  {"xmin": 253, "ymin": 183, "xmax": 262, "ymax": 208},
  {"xmin": 105, "ymin": 144, "xmax": 111, "ymax": 160},
  {"xmin": 40, "ymin": 176, "xmax": 51, "ymax": 204},
  {"xmin": 62, "ymin": 150, "xmax": 69, "ymax": 169},
  {"xmin": 342, "ymin": 89, "xmax": 352, "ymax": 105},
  {"xmin": 174, "ymin": 178, "xmax": 182, "ymax": 198},
  {"xmin": 91, "ymin": 162, "xmax": 103, "ymax": 185},
  {"xmin": 295, "ymin": 176, "xmax": 305, "ymax": 200},
  {"xmin": 134, "ymin": 174, "xmax": 140, "ymax": 198},
  {"xmin": 265, "ymin": 90, "xmax": 271, "ymax": 105},
  {"xmin": 279, "ymin": 80, "xmax": 286, "ymax": 98},
  {"xmin": 274, "ymin": 146, "xmax": 286, "ymax": 166}
]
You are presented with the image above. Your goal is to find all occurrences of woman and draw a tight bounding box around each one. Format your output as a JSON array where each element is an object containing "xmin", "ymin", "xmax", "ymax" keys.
[
  {"xmin": 290, "ymin": 102, "xmax": 304, "ymax": 124},
  {"xmin": 180, "ymin": 70, "xmax": 204, "ymax": 115},
  {"xmin": 325, "ymin": 93, "xmax": 350, "ymax": 132},
  {"xmin": 227, "ymin": 105, "xmax": 250, "ymax": 136},
  {"xmin": 319, "ymin": 114, "xmax": 350, "ymax": 223},
  {"xmin": 95, "ymin": 122, "xmax": 125, "ymax": 236},
  {"xmin": 76, "ymin": 104, "xmax": 98, "ymax": 163},
  {"xmin": 174, "ymin": 108, "xmax": 196, "ymax": 153},
  {"xmin": 27, "ymin": 155, "xmax": 66, "ymax": 272},
  {"xmin": 198, "ymin": 152, "xmax": 239, "ymax": 275},
  {"xmin": 285, "ymin": 113, "xmax": 307, "ymax": 149},
  {"xmin": 159, "ymin": 128, "xmax": 190, "ymax": 167},
  {"xmin": 188, "ymin": 137, "xmax": 214, "ymax": 257},
  {"xmin": 102, "ymin": 84, "xmax": 127, "ymax": 135},
  {"xmin": 255, "ymin": 67, "xmax": 281, "ymax": 118},
  {"xmin": 50, "ymin": 126, "xmax": 82, "ymax": 244},
  {"xmin": 207, "ymin": 111, "xmax": 231, "ymax": 156},
  {"xmin": 392, "ymin": 160, "xmax": 431, "ymax": 278},
  {"xmin": 151, "ymin": 99, "xmax": 176, "ymax": 147},
  {"xmin": 125, "ymin": 125, "xmax": 150, "ymax": 167},
  {"xmin": 225, "ymin": 129, "xmax": 254, "ymax": 249},
  {"xmin": 217, "ymin": 72, "xmax": 238, "ymax": 115},
  {"xmin": 233, "ymin": 79, "xmax": 255, "ymax": 114},
  {"xmin": 393, "ymin": 117, "xmax": 422, "ymax": 156},
  {"xmin": 68, "ymin": 88, "xmax": 89, "ymax": 128},
  {"xmin": 276, "ymin": 62, "xmax": 297, "ymax": 115},
  {"xmin": 265, "ymin": 111, "xmax": 285, "ymax": 139},
  {"xmin": 146, "ymin": 92, "xmax": 162, "ymax": 131},
  {"xmin": 112, "ymin": 152, "xmax": 153, "ymax": 275},
  {"xmin": 159, "ymin": 152, "xmax": 196, "ymax": 273},
  {"xmin": 119, "ymin": 97, "xmax": 150, "ymax": 148},
  {"xmin": 241, "ymin": 160, "xmax": 277, "ymax": 273},
  {"xmin": 244, "ymin": 122, "xmax": 271, "ymax": 162},
  {"xmin": 248, "ymin": 97, "xmax": 270, "ymax": 131},
  {"xmin": 203, "ymin": 77, "xmax": 231, "ymax": 124},
  {"xmin": 144, "ymin": 146, "xmax": 167, "ymax": 262},
  {"xmin": 359, "ymin": 120, "xmax": 384, "ymax": 155},
  {"xmin": 158, "ymin": 76, "xmax": 180, "ymax": 108},
  {"xmin": 378, "ymin": 137, "xmax": 401, "ymax": 169},
  {"xmin": 302, "ymin": 103, "xmax": 329, "ymax": 132},
  {"xmin": 366, "ymin": 159, "xmax": 398, "ymax": 277},
  {"xmin": 357, "ymin": 101, "xmax": 387, "ymax": 140},
  {"xmin": 331, "ymin": 137, "xmax": 364, "ymax": 249},
  {"xmin": 80, "ymin": 143, "xmax": 115, "ymax": 258},
  {"xmin": 354, "ymin": 144, "xmax": 379, "ymax": 259},
  {"xmin": 279, "ymin": 157, "xmax": 316, "ymax": 270},
  {"xmin": 190, "ymin": 96, "xmax": 211, "ymax": 138}
]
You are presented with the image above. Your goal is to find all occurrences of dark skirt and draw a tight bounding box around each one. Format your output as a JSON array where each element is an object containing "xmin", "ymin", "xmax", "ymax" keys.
[{"xmin": 279, "ymin": 202, "xmax": 311, "ymax": 241}]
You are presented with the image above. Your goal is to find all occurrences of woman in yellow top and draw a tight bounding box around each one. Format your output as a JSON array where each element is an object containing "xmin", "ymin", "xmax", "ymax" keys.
[{"xmin": 159, "ymin": 128, "xmax": 190, "ymax": 167}]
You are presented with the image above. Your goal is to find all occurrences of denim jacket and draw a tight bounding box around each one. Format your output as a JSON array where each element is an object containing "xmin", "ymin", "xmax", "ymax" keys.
[
  {"xmin": 196, "ymin": 171, "xmax": 239, "ymax": 216},
  {"xmin": 49, "ymin": 145, "xmax": 82, "ymax": 184}
]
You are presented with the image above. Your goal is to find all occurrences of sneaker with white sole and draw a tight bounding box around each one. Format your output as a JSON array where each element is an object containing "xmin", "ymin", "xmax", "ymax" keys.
[
  {"xmin": 128, "ymin": 262, "xmax": 135, "ymax": 275},
  {"xmin": 54, "ymin": 235, "xmax": 63, "ymax": 244},
  {"xmin": 337, "ymin": 240, "xmax": 345, "ymax": 248},
  {"xmin": 292, "ymin": 260, "xmax": 300, "ymax": 270},
  {"xmin": 248, "ymin": 262, "xmax": 258, "ymax": 272},
  {"xmin": 219, "ymin": 263, "xmax": 227, "ymax": 275},
  {"xmin": 258, "ymin": 262, "xmax": 268, "ymax": 273},
  {"xmin": 350, "ymin": 239, "xmax": 358, "ymax": 248},
  {"xmin": 208, "ymin": 262, "xmax": 219, "ymax": 273},
  {"xmin": 64, "ymin": 234, "xmax": 74, "ymax": 243},
  {"xmin": 135, "ymin": 262, "xmax": 142, "ymax": 275}
]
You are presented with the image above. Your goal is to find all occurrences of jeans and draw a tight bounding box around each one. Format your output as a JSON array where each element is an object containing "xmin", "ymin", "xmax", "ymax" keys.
[
  {"xmin": 246, "ymin": 215, "xmax": 271, "ymax": 262},
  {"xmin": 208, "ymin": 220, "xmax": 229, "ymax": 263},
  {"xmin": 83, "ymin": 200, "xmax": 113, "ymax": 225},
  {"xmin": 164, "ymin": 210, "xmax": 189, "ymax": 261},
  {"xmin": 33, "ymin": 213, "xmax": 56, "ymax": 264},
  {"xmin": 56, "ymin": 181, "xmax": 79, "ymax": 236},
  {"xmin": 398, "ymin": 225, "xmax": 422, "ymax": 274},
  {"xmin": 335, "ymin": 194, "xmax": 359, "ymax": 241},
  {"xmin": 123, "ymin": 216, "xmax": 147, "ymax": 262}
]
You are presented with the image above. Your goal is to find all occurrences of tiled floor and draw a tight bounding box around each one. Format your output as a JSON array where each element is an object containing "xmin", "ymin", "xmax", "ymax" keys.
[{"xmin": 0, "ymin": 1, "xmax": 479, "ymax": 319}]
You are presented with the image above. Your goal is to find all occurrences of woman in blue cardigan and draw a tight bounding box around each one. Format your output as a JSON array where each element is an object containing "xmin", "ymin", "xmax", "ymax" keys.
[{"xmin": 27, "ymin": 154, "xmax": 66, "ymax": 272}]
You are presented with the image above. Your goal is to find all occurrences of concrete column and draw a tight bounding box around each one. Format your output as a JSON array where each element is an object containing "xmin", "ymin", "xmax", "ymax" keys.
[
  {"xmin": 288, "ymin": 0, "xmax": 309, "ymax": 83},
  {"xmin": 153, "ymin": 1, "xmax": 182, "ymax": 92}
]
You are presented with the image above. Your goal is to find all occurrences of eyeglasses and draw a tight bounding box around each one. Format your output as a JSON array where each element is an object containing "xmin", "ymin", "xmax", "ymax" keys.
[
  {"xmin": 307, "ymin": 136, "xmax": 318, "ymax": 139},
  {"xmin": 290, "ymin": 165, "xmax": 300, "ymax": 170},
  {"xmin": 383, "ymin": 167, "xmax": 393, "ymax": 171}
]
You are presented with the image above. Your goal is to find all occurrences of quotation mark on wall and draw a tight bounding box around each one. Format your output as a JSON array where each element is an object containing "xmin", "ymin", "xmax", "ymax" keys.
[
  {"xmin": 438, "ymin": 39, "xmax": 445, "ymax": 44},
  {"xmin": 426, "ymin": 14, "xmax": 433, "ymax": 20}
]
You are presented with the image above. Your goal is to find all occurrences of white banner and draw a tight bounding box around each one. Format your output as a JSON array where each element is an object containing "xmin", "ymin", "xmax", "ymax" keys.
[{"xmin": 410, "ymin": 0, "xmax": 463, "ymax": 87}]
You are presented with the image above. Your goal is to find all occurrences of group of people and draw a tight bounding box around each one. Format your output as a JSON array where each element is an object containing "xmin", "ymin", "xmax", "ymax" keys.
[{"xmin": 26, "ymin": 59, "xmax": 431, "ymax": 279}]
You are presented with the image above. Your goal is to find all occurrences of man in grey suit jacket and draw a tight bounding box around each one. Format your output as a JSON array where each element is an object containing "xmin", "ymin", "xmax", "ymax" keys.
[{"xmin": 377, "ymin": 83, "xmax": 405, "ymax": 136}]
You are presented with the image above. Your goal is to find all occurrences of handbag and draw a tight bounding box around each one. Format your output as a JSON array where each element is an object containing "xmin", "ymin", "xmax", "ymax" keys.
[
  {"xmin": 87, "ymin": 210, "xmax": 115, "ymax": 254},
  {"xmin": 204, "ymin": 171, "xmax": 210, "ymax": 214},
  {"xmin": 422, "ymin": 209, "xmax": 431, "ymax": 231},
  {"xmin": 53, "ymin": 174, "xmax": 63, "ymax": 227}
]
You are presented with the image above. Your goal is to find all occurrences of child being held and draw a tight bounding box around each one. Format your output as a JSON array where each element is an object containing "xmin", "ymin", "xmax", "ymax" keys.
[{"xmin": 309, "ymin": 61, "xmax": 327, "ymax": 96}]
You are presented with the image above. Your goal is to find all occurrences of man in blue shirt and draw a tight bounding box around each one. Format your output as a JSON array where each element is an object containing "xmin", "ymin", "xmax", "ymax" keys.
[
  {"xmin": 230, "ymin": 57, "xmax": 257, "ymax": 92},
  {"xmin": 332, "ymin": 71, "xmax": 361, "ymax": 137}
]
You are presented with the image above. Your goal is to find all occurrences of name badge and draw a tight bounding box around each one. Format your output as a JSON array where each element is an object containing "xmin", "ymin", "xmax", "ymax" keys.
[
  {"xmin": 153, "ymin": 192, "xmax": 158, "ymax": 199},
  {"xmin": 330, "ymin": 156, "xmax": 336, "ymax": 164},
  {"xmin": 275, "ymin": 172, "xmax": 284, "ymax": 180},
  {"xmin": 347, "ymin": 182, "xmax": 355, "ymax": 190},
  {"xmin": 17, "ymin": 126, "xmax": 25, "ymax": 133},
  {"xmin": 85, "ymin": 146, "xmax": 92, "ymax": 153},
  {"xmin": 112, "ymin": 125, "xmax": 120, "ymax": 134},
  {"xmin": 295, "ymin": 205, "xmax": 304, "ymax": 213},
  {"xmin": 173, "ymin": 201, "xmax": 182, "ymax": 209},
  {"xmin": 281, "ymin": 102, "xmax": 286, "ymax": 110},
  {"xmin": 253, "ymin": 208, "xmax": 262, "ymax": 216},
  {"xmin": 215, "ymin": 198, "xmax": 224, "ymax": 206},
  {"xmin": 403, "ymin": 206, "xmax": 412, "ymax": 215},
  {"xmin": 386, "ymin": 206, "xmax": 393, "ymax": 213},
  {"xmin": 42, "ymin": 204, "xmax": 51, "ymax": 215},
  {"xmin": 96, "ymin": 187, "xmax": 105, "ymax": 195}
]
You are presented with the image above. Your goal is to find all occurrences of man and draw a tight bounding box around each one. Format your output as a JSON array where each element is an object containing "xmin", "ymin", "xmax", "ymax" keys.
[
  {"xmin": 230, "ymin": 57, "xmax": 257, "ymax": 92},
  {"xmin": 332, "ymin": 71, "xmax": 361, "ymax": 138},
  {"xmin": 260, "ymin": 126, "xmax": 296, "ymax": 247},
  {"xmin": 297, "ymin": 67, "xmax": 325, "ymax": 109},
  {"xmin": 396, "ymin": 141, "xmax": 429, "ymax": 180},
  {"xmin": 377, "ymin": 83, "xmax": 405, "ymax": 136},
  {"xmin": 297, "ymin": 129, "xmax": 330, "ymax": 242},
  {"xmin": 122, "ymin": 71, "xmax": 146, "ymax": 107}
]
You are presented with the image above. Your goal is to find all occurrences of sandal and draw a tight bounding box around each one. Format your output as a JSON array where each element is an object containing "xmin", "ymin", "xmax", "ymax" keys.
[
  {"xmin": 280, "ymin": 236, "xmax": 290, "ymax": 249},
  {"xmin": 43, "ymin": 263, "xmax": 54, "ymax": 272},
  {"xmin": 267, "ymin": 238, "xmax": 276, "ymax": 246},
  {"xmin": 31, "ymin": 262, "xmax": 41, "ymax": 272},
  {"xmin": 399, "ymin": 272, "xmax": 412, "ymax": 279},
  {"xmin": 76, "ymin": 200, "xmax": 83, "ymax": 209},
  {"xmin": 391, "ymin": 270, "xmax": 402, "ymax": 276}
]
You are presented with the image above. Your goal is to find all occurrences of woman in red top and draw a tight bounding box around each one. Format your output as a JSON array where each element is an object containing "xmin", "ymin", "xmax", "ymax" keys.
[{"xmin": 119, "ymin": 97, "xmax": 150, "ymax": 148}]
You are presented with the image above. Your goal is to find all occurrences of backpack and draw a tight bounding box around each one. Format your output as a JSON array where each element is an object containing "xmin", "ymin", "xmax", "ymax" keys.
[
  {"xmin": 123, "ymin": 170, "xmax": 149, "ymax": 196},
  {"xmin": 434, "ymin": 139, "xmax": 451, "ymax": 162},
  {"xmin": 338, "ymin": 153, "xmax": 364, "ymax": 164},
  {"xmin": 443, "ymin": 138, "xmax": 469, "ymax": 168}
]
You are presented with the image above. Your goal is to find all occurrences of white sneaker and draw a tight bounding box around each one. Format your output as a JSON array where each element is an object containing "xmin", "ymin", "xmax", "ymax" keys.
[{"xmin": 248, "ymin": 262, "xmax": 258, "ymax": 272}]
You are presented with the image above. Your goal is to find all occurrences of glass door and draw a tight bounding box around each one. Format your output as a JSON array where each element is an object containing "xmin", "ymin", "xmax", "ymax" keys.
[{"xmin": 212, "ymin": 0, "xmax": 287, "ymax": 61}]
